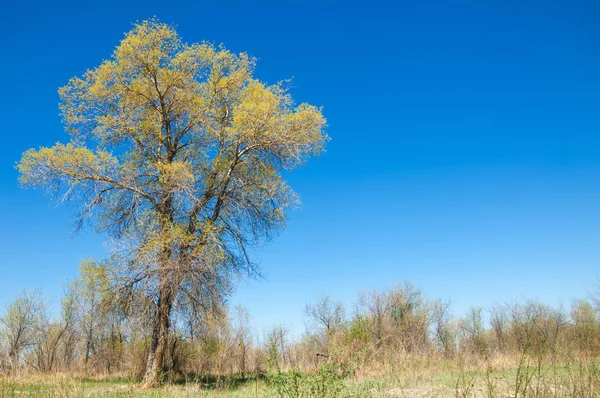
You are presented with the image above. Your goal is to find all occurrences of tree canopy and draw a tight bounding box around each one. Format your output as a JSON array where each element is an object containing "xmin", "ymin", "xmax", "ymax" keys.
[{"xmin": 18, "ymin": 19, "xmax": 327, "ymax": 386}]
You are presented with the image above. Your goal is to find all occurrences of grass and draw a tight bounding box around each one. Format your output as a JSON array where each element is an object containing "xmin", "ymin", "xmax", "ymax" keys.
[
  {"xmin": 0, "ymin": 375, "xmax": 254, "ymax": 397},
  {"xmin": 0, "ymin": 374, "xmax": 391, "ymax": 397},
  {"xmin": 1, "ymin": 357, "xmax": 598, "ymax": 397}
]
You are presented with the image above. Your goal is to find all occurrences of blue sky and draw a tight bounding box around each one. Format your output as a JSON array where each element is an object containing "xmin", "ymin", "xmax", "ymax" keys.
[{"xmin": 1, "ymin": 0, "xmax": 599, "ymax": 337}]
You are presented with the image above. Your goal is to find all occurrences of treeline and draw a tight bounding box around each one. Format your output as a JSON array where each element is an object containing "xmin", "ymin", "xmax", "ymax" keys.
[{"xmin": 1, "ymin": 263, "xmax": 599, "ymax": 383}]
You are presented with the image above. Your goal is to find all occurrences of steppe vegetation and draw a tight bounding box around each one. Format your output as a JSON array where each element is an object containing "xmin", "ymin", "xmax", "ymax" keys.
[{"xmin": 1, "ymin": 278, "xmax": 599, "ymax": 397}]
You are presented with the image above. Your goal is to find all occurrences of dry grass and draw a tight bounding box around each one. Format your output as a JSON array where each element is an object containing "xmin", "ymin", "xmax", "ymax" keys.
[
  {"xmin": 1, "ymin": 354, "xmax": 598, "ymax": 397},
  {"xmin": 0, "ymin": 373, "xmax": 263, "ymax": 397}
]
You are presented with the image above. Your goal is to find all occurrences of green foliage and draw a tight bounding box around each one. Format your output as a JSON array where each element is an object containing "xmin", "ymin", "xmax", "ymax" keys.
[
  {"xmin": 346, "ymin": 318, "xmax": 369, "ymax": 343},
  {"xmin": 266, "ymin": 362, "xmax": 347, "ymax": 398}
]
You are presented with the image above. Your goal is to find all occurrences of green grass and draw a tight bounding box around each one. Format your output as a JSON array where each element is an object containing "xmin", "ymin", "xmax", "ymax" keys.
[
  {"xmin": 0, "ymin": 378, "xmax": 383, "ymax": 397},
  {"xmin": 1, "ymin": 360, "xmax": 598, "ymax": 397},
  {"xmin": 0, "ymin": 374, "xmax": 389, "ymax": 398}
]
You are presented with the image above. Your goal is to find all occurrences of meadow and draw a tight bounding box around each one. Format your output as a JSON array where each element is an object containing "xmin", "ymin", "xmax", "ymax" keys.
[
  {"xmin": 1, "ymin": 355, "xmax": 599, "ymax": 397},
  {"xmin": 1, "ymin": 281, "xmax": 599, "ymax": 397}
]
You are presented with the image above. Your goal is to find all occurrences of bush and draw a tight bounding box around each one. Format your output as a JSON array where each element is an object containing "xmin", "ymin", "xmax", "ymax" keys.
[{"xmin": 267, "ymin": 361, "xmax": 346, "ymax": 398}]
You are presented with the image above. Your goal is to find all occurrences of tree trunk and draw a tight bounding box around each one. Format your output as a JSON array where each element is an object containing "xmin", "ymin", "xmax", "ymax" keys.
[
  {"xmin": 142, "ymin": 199, "xmax": 175, "ymax": 388},
  {"xmin": 142, "ymin": 287, "xmax": 173, "ymax": 388}
]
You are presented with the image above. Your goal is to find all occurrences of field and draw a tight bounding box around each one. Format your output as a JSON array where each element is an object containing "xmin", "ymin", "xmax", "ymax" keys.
[
  {"xmin": 2, "ymin": 356, "xmax": 599, "ymax": 397},
  {"xmin": 2, "ymin": 283, "xmax": 599, "ymax": 397}
]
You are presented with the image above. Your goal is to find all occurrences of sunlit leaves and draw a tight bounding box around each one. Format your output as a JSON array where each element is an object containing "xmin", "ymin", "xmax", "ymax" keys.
[
  {"xmin": 18, "ymin": 18, "xmax": 327, "ymax": 308},
  {"xmin": 18, "ymin": 144, "xmax": 117, "ymax": 190}
]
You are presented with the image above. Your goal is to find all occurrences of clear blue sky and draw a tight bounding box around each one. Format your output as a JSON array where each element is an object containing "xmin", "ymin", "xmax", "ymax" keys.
[{"xmin": 1, "ymin": 0, "xmax": 599, "ymax": 337}]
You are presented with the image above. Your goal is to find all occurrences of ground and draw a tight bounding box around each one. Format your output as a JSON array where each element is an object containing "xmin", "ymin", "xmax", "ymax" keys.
[{"xmin": 0, "ymin": 361, "xmax": 597, "ymax": 397}]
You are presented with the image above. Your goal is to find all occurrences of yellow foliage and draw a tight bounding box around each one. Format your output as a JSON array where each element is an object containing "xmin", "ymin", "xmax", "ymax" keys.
[{"xmin": 17, "ymin": 18, "xmax": 327, "ymax": 299}]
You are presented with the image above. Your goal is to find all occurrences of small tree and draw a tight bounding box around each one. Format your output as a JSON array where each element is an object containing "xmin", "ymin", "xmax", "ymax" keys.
[
  {"xmin": 0, "ymin": 290, "xmax": 45, "ymax": 371},
  {"xmin": 68, "ymin": 259, "xmax": 111, "ymax": 366},
  {"xmin": 18, "ymin": 19, "xmax": 327, "ymax": 386},
  {"xmin": 571, "ymin": 300, "xmax": 599, "ymax": 355},
  {"xmin": 265, "ymin": 325, "xmax": 290, "ymax": 369},
  {"xmin": 356, "ymin": 289, "xmax": 391, "ymax": 349},
  {"xmin": 59, "ymin": 286, "xmax": 79, "ymax": 369},
  {"xmin": 305, "ymin": 295, "xmax": 345, "ymax": 336},
  {"xmin": 430, "ymin": 298, "xmax": 455, "ymax": 357},
  {"xmin": 459, "ymin": 307, "xmax": 488, "ymax": 356},
  {"xmin": 387, "ymin": 282, "xmax": 429, "ymax": 352},
  {"xmin": 231, "ymin": 305, "xmax": 253, "ymax": 376}
]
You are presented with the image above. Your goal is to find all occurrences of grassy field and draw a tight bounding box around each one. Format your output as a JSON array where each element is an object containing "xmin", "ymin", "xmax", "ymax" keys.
[
  {"xmin": 1, "ymin": 358, "xmax": 598, "ymax": 397},
  {"xmin": 0, "ymin": 371, "xmax": 433, "ymax": 397},
  {"xmin": 0, "ymin": 375, "xmax": 387, "ymax": 397}
]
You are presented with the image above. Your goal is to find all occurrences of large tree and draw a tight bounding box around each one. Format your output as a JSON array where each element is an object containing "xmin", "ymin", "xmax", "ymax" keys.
[{"xmin": 18, "ymin": 19, "xmax": 327, "ymax": 386}]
